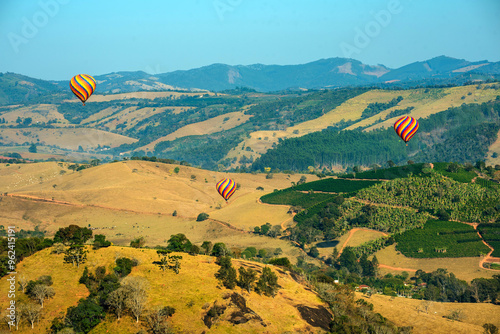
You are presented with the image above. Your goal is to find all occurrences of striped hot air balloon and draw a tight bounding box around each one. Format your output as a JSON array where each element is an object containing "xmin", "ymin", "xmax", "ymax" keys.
[
  {"xmin": 216, "ymin": 178, "xmax": 236, "ymax": 202},
  {"xmin": 70, "ymin": 74, "xmax": 96, "ymax": 105},
  {"xmin": 394, "ymin": 116, "xmax": 419, "ymax": 146}
]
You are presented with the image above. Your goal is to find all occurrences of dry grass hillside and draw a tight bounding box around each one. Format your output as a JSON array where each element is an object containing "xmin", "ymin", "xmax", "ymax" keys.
[
  {"xmin": 356, "ymin": 292, "xmax": 500, "ymax": 334},
  {"xmin": 0, "ymin": 127, "xmax": 137, "ymax": 150},
  {"xmin": 139, "ymin": 111, "xmax": 252, "ymax": 152},
  {"xmin": 0, "ymin": 246, "xmax": 331, "ymax": 334},
  {"xmin": 0, "ymin": 104, "xmax": 69, "ymax": 125},
  {"xmin": 0, "ymin": 161, "xmax": 319, "ymax": 266},
  {"xmin": 63, "ymin": 91, "xmax": 215, "ymax": 103},
  {"xmin": 2, "ymin": 161, "xmax": 311, "ymax": 218}
]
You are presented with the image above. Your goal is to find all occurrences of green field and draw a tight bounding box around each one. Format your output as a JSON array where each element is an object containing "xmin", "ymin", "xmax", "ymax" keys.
[
  {"xmin": 341, "ymin": 164, "xmax": 425, "ymax": 180},
  {"xmin": 260, "ymin": 189, "xmax": 335, "ymax": 208},
  {"xmin": 395, "ymin": 220, "xmax": 490, "ymax": 258},
  {"xmin": 293, "ymin": 178, "xmax": 381, "ymax": 192},
  {"xmin": 477, "ymin": 223, "xmax": 500, "ymax": 257},
  {"xmin": 432, "ymin": 162, "xmax": 477, "ymax": 183}
]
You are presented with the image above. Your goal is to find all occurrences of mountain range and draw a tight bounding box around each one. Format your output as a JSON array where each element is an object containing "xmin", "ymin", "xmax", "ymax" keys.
[{"xmin": 1, "ymin": 56, "xmax": 500, "ymax": 103}]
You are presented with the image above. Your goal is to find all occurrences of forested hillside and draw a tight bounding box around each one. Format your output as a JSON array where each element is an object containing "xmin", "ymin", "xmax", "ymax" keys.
[{"xmin": 252, "ymin": 99, "xmax": 500, "ymax": 171}]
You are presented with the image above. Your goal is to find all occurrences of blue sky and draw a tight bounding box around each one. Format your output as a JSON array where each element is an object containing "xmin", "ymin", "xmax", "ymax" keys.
[{"xmin": 1, "ymin": 0, "xmax": 499, "ymax": 80}]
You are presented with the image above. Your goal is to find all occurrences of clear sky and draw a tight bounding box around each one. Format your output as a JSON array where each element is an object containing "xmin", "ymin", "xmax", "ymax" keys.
[{"xmin": 1, "ymin": 0, "xmax": 499, "ymax": 80}]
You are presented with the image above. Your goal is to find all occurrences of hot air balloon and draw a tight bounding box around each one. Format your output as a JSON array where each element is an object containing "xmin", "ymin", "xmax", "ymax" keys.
[
  {"xmin": 216, "ymin": 178, "xmax": 236, "ymax": 202},
  {"xmin": 394, "ymin": 116, "xmax": 419, "ymax": 146},
  {"xmin": 70, "ymin": 74, "xmax": 96, "ymax": 105}
]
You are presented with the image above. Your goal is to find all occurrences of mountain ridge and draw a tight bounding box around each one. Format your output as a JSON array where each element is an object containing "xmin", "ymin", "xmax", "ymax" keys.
[{"xmin": 2, "ymin": 56, "xmax": 500, "ymax": 98}]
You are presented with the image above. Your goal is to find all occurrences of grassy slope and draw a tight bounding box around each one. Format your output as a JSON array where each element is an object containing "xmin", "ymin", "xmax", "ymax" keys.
[
  {"xmin": 0, "ymin": 246, "xmax": 328, "ymax": 334},
  {"xmin": 0, "ymin": 127, "xmax": 137, "ymax": 150},
  {"xmin": 3, "ymin": 161, "xmax": 314, "ymax": 218},
  {"xmin": 356, "ymin": 292, "xmax": 500, "ymax": 334}
]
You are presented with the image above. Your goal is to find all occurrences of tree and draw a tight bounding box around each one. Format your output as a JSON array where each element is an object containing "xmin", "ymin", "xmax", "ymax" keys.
[
  {"xmin": 387, "ymin": 160, "xmax": 396, "ymax": 167},
  {"xmin": 66, "ymin": 298, "xmax": 105, "ymax": 333},
  {"xmin": 154, "ymin": 253, "xmax": 182, "ymax": 274},
  {"xmin": 196, "ymin": 213, "xmax": 209, "ymax": 221},
  {"xmin": 114, "ymin": 257, "xmax": 137, "ymax": 277},
  {"xmin": 51, "ymin": 242, "xmax": 66, "ymax": 254},
  {"xmin": 64, "ymin": 246, "xmax": 88, "ymax": 268},
  {"xmin": 215, "ymin": 256, "xmax": 237, "ymax": 289},
  {"xmin": 483, "ymin": 323, "xmax": 499, "ymax": 334},
  {"xmin": 308, "ymin": 247, "xmax": 319, "ymax": 258},
  {"xmin": 106, "ymin": 287, "xmax": 129, "ymax": 320},
  {"xmin": 167, "ymin": 233, "xmax": 192, "ymax": 252},
  {"xmin": 18, "ymin": 274, "xmax": 28, "ymax": 293},
  {"xmin": 123, "ymin": 277, "xmax": 149, "ymax": 323},
  {"xmin": 244, "ymin": 247, "xmax": 257, "ymax": 258},
  {"xmin": 130, "ymin": 236, "xmax": 146, "ymax": 248},
  {"xmin": 54, "ymin": 225, "xmax": 92, "ymax": 245},
  {"xmin": 201, "ymin": 241, "xmax": 213, "ymax": 255},
  {"xmin": 28, "ymin": 143, "xmax": 37, "ymax": 153},
  {"xmin": 144, "ymin": 307, "xmax": 175, "ymax": 334},
  {"xmin": 238, "ymin": 267, "xmax": 257, "ymax": 292},
  {"xmin": 172, "ymin": 210, "xmax": 177, "ymax": 217},
  {"xmin": 338, "ymin": 247, "xmax": 357, "ymax": 272},
  {"xmin": 93, "ymin": 234, "xmax": 111, "ymax": 249},
  {"xmin": 21, "ymin": 303, "xmax": 42, "ymax": 329},
  {"xmin": 268, "ymin": 225, "xmax": 282, "ymax": 238},
  {"xmin": 31, "ymin": 284, "xmax": 55, "ymax": 308},
  {"xmin": 258, "ymin": 249, "xmax": 267, "ymax": 258},
  {"xmin": 212, "ymin": 243, "xmax": 230, "ymax": 257},
  {"xmin": 255, "ymin": 267, "xmax": 279, "ymax": 297}
]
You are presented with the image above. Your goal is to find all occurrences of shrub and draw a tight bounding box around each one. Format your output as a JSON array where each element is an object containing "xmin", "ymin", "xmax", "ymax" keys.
[{"xmin": 196, "ymin": 213, "xmax": 209, "ymax": 221}]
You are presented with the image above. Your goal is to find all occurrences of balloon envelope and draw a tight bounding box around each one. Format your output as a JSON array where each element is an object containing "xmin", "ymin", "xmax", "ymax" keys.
[
  {"xmin": 70, "ymin": 74, "xmax": 96, "ymax": 105},
  {"xmin": 394, "ymin": 116, "xmax": 419, "ymax": 143},
  {"xmin": 216, "ymin": 178, "xmax": 236, "ymax": 201}
]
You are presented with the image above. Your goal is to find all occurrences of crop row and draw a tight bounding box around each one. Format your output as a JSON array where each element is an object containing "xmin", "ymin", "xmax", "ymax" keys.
[
  {"xmin": 260, "ymin": 189, "xmax": 335, "ymax": 208},
  {"xmin": 293, "ymin": 178, "xmax": 381, "ymax": 193},
  {"xmin": 395, "ymin": 220, "xmax": 490, "ymax": 258}
]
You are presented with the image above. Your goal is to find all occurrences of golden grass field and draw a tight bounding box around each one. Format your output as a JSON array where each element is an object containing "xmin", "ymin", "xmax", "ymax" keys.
[
  {"xmin": 372, "ymin": 244, "xmax": 497, "ymax": 282},
  {"xmin": 63, "ymin": 91, "xmax": 216, "ymax": 103},
  {"xmin": 0, "ymin": 104, "xmax": 69, "ymax": 125},
  {"xmin": 316, "ymin": 228, "xmax": 387, "ymax": 258},
  {"xmin": 364, "ymin": 83, "xmax": 500, "ymax": 131},
  {"xmin": 138, "ymin": 111, "xmax": 253, "ymax": 153},
  {"xmin": 0, "ymin": 246, "xmax": 329, "ymax": 334},
  {"xmin": 0, "ymin": 127, "xmax": 137, "ymax": 151},
  {"xmin": 356, "ymin": 292, "xmax": 500, "ymax": 334},
  {"xmin": 0, "ymin": 161, "xmax": 320, "ymax": 266},
  {"xmin": 1, "ymin": 161, "xmax": 312, "ymax": 218}
]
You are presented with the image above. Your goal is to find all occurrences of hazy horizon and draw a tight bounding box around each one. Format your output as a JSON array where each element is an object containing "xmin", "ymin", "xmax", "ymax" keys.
[{"xmin": 1, "ymin": 0, "xmax": 499, "ymax": 81}]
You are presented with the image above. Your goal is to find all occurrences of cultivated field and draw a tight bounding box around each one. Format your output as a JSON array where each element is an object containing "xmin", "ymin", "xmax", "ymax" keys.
[{"xmin": 373, "ymin": 244, "xmax": 497, "ymax": 282}]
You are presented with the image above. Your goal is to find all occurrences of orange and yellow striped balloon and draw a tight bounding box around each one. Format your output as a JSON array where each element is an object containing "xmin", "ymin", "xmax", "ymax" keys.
[
  {"xmin": 70, "ymin": 74, "xmax": 96, "ymax": 105},
  {"xmin": 216, "ymin": 178, "xmax": 236, "ymax": 201},
  {"xmin": 394, "ymin": 116, "xmax": 419, "ymax": 145}
]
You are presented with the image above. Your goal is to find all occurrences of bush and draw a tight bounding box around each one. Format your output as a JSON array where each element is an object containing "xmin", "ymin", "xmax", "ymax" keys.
[{"xmin": 196, "ymin": 213, "xmax": 209, "ymax": 221}]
